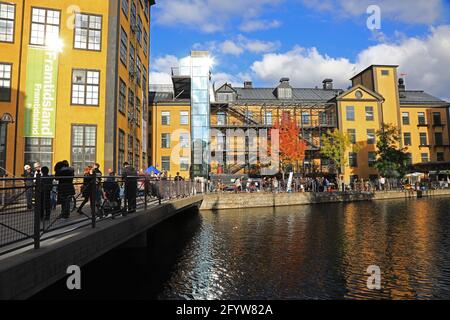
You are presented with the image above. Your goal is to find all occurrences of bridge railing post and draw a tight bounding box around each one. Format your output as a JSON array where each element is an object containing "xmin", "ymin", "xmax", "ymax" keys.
[
  {"xmin": 144, "ymin": 177, "xmax": 148, "ymax": 210},
  {"xmin": 91, "ymin": 176, "xmax": 96, "ymax": 228}
]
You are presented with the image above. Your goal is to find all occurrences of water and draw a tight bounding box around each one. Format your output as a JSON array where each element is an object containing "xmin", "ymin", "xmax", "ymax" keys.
[{"xmin": 34, "ymin": 197, "xmax": 450, "ymax": 300}]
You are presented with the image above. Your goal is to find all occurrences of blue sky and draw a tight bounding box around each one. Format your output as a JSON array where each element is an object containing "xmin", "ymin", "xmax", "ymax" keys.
[{"xmin": 150, "ymin": 0, "xmax": 450, "ymax": 100}]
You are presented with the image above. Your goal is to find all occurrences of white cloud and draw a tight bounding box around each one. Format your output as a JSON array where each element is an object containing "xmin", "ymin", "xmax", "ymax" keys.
[
  {"xmin": 212, "ymin": 72, "xmax": 252, "ymax": 88},
  {"xmin": 251, "ymin": 47, "xmax": 355, "ymax": 89},
  {"xmin": 219, "ymin": 40, "xmax": 245, "ymax": 56},
  {"xmin": 251, "ymin": 26, "xmax": 450, "ymax": 100},
  {"xmin": 155, "ymin": 0, "xmax": 283, "ymax": 33},
  {"xmin": 239, "ymin": 19, "xmax": 282, "ymax": 32},
  {"xmin": 301, "ymin": 0, "xmax": 445, "ymax": 25},
  {"xmin": 150, "ymin": 55, "xmax": 181, "ymax": 88}
]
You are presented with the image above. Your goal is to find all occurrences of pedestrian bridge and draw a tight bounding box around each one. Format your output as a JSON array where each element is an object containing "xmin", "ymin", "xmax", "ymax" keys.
[{"xmin": 0, "ymin": 176, "xmax": 204, "ymax": 300}]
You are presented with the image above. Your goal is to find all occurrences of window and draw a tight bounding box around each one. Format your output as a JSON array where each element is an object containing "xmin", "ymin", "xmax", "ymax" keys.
[
  {"xmin": 406, "ymin": 153, "xmax": 412, "ymax": 165},
  {"xmin": 0, "ymin": 63, "xmax": 11, "ymax": 101},
  {"xmin": 264, "ymin": 111, "xmax": 272, "ymax": 125},
  {"xmin": 135, "ymin": 97, "xmax": 141, "ymax": 127},
  {"xmin": 161, "ymin": 156, "xmax": 170, "ymax": 171},
  {"xmin": 301, "ymin": 112, "xmax": 310, "ymax": 125},
  {"xmin": 346, "ymin": 106, "xmax": 355, "ymax": 121},
  {"xmin": 118, "ymin": 129, "xmax": 125, "ymax": 172},
  {"xmin": 347, "ymin": 129, "xmax": 356, "ymax": 144},
  {"xmin": 0, "ymin": 3, "xmax": 15, "ymax": 42},
  {"xmin": 136, "ymin": 56, "xmax": 142, "ymax": 85},
  {"xmin": 217, "ymin": 112, "xmax": 226, "ymax": 125},
  {"xmin": 381, "ymin": 70, "xmax": 389, "ymax": 76},
  {"xmin": 421, "ymin": 153, "xmax": 429, "ymax": 163},
  {"xmin": 217, "ymin": 92, "xmax": 234, "ymax": 102},
  {"xmin": 180, "ymin": 111, "xmax": 189, "ymax": 125},
  {"xmin": 367, "ymin": 129, "xmax": 375, "ymax": 145},
  {"xmin": 74, "ymin": 14, "xmax": 101, "ymax": 50},
  {"xmin": 365, "ymin": 106, "xmax": 374, "ymax": 121},
  {"xmin": 368, "ymin": 152, "xmax": 376, "ymax": 167},
  {"xmin": 435, "ymin": 132, "xmax": 443, "ymax": 145},
  {"xmin": 24, "ymin": 138, "xmax": 53, "ymax": 170},
  {"xmin": 30, "ymin": 7, "xmax": 60, "ymax": 46},
  {"xmin": 419, "ymin": 133, "xmax": 428, "ymax": 146},
  {"xmin": 128, "ymin": 88, "xmax": 134, "ymax": 119},
  {"xmin": 418, "ymin": 112, "xmax": 426, "ymax": 125},
  {"xmin": 433, "ymin": 112, "xmax": 442, "ymax": 125},
  {"xmin": 134, "ymin": 139, "xmax": 140, "ymax": 169},
  {"xmin": 136, "ymin": 15, "xmax": 142, "ymax": 45},
  {"xmin": 143, "ymin": 29, "xmax": 148, "ymax": 56},
  {"xmin": 120, "ymin": 28, "xmax": 128, "ymax": 66},
  {"xmin": 129, "ymin": 43, "xmax": 135, "ymax": 77},
  {"xmin": 71, "ymin": 69, "xmax": 100, "ymax": 105},
  {"xmin": 142, "ymin": 69, "xmax": 147, "ymax": 93},
  {"xmin": 127, "ymin": 134, "xmax": 133, "ymax": 164},
  {"xmin": 180, "ymin": 157, "xmax": 189, "ymax": 171},
  {"xmin": 179, "ymin": 132, "xmax": 189, "ymax": 148},
  {"xmin": 121, "ymin": 0, "xmax": 129, "ymax": 17},
  {"xmin": 161, "ymin": 133, "xmax": 170, "ymax": 148},
  {"xmin": 245, "ymin": 111, "xmax": 253, "ymax": 123},
  {"xmin": 437, "ymin": 152, "xmax": 444, "ymax": 162},
  {"xmin": 130, "ymin": 1, "xmax": 137, "ymax": 29},
  {"xmin": 403, "ymin": 132, "xmax": 411, "ymax": 146},
  {"xmin": 119, "ymin": 78, "xmax": 126, "ymax": 114},
  {"xmin": 277, "ymin": 87, "xmax": 292, "ymax": 99},
  {"xmin": 161, "ymin": 111, "xmax": 170, "ymax": 125},
  {"xmin": 402, "ymin": 112, "xmax": 410, "ymax": 125},
  {"xmin": 349, "ymin": 152, "xmax": 357, "ymax": 167},
  {"xmin": 71, "ymin": 125, "xmax": 96, "ymax": 175}
]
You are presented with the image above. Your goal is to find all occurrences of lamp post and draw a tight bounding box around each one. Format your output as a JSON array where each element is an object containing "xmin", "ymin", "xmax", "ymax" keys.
[{"xmin": 0, "ymin": 112, "xmax": 14, "ymax": 177}]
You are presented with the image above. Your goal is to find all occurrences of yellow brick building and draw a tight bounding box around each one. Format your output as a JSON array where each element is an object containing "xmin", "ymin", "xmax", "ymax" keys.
[
  {"xmin": 0, "ymin": 0, "xmax": 154, "ymax": 176},
  {"xmin": 150, "ymin": 58, "xmax": 450, "ymax": 183}
]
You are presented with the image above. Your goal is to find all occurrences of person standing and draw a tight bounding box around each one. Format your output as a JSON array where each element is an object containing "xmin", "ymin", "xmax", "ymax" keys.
[
  {"xmin": 55, "ymin": 160, "xmax": 75, "ymax": 220},
  {"xmin": 40, "ymin": 166, "xmax": 53, "ymax": 221},
  {"xmin": 23, "ymin": 165, "xmax": 34, "ymax": 210},
  {"xmin": 122, "ymin": 162, "xmax": 137, "ymax": 214}
]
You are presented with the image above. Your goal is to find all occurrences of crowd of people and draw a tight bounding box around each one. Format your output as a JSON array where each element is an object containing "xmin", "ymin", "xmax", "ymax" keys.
[
  {"xmin": 207, "ymin": 175, "xmax": 414, "ymax": 194},
  {"xmin": 22, "ymin": 161, "xmax": 139, "ymax": 221}
]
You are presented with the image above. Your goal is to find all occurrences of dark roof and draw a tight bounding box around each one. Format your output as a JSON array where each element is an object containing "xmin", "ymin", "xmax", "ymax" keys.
[
  {"xmin": 232, "ymin": 87, "xmax": 343, "ymax": 103},
  {"xmin": 149, "ymin": 91, "xmax": 173, "ymax": 103},
  {"xmin": 399, "ymin": 90, "xmax": 450, "ymax": 106}
]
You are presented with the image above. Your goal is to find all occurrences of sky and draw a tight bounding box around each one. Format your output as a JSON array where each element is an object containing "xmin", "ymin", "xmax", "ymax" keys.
[{"xmin": 150, "ymin": 0, "xmax": 450, "ymax": 101}]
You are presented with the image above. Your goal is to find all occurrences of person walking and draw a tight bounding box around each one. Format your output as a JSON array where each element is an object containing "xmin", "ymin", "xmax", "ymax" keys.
[
  {"xmin": 40, "ymin": 166, "xmax": 53, "ymax": 221},
  {"xmin": 55, "ymin": 160, "xmax": 75, "ymax": 220},
  {"xmin": 122, "ymin": 162, "xmax": 137, "ymax": 214},
  {"xmin": 77, "ymin": 166, "xmax": 95, "ymax": 215}
]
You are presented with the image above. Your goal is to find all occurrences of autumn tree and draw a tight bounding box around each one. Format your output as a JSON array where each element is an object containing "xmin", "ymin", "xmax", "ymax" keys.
[{"xmin": 272, "ymin": 117, "xmax": 307, "ymax": 179}]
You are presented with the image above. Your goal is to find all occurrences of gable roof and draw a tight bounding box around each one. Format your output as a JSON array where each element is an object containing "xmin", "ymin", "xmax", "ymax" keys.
[{"xmin": 335, "ymin": 84, "xmax": 384, "ymax": 102}]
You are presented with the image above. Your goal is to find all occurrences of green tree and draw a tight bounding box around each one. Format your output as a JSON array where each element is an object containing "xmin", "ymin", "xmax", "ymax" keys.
[
  {"xmin": 374, "ymin": 123, "xmax": 409, "ymax": 179},
  {"xmin": 321, "ymin": 129, "xmax": 352, "ymax": 190}
]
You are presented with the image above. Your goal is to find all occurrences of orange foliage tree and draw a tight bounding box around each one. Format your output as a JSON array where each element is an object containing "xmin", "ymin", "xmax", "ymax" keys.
[{"xmin": 272, "ymin": 117, "xmax": 307, "ymax": 176}]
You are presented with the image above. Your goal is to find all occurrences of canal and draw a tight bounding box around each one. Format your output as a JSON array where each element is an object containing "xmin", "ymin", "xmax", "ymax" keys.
[{"xmin": 33, "ymin": 197, "xmax": 450, "ymax": 300}]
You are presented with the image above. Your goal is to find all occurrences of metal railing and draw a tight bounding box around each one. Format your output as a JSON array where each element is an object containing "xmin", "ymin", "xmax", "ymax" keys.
[{"xmin": 0, "ymin": 175, "xmax": 204, "ymax": 255}]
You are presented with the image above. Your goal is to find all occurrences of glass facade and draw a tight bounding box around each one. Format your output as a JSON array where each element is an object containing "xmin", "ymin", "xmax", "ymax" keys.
[{"xmin": 178, "ymin": 52, "xmax": 211, "ymax": 177}]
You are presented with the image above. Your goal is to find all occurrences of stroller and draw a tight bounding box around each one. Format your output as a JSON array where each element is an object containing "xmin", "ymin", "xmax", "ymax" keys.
[{"xmin": 102, "ymin": 176, "xmax": 122, "ymax": 215}]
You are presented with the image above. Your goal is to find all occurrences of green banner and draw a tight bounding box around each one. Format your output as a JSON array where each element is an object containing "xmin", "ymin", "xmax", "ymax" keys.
[{"xmin": 24, "ymin": 47, "xmax": 59, "ymax": 137}]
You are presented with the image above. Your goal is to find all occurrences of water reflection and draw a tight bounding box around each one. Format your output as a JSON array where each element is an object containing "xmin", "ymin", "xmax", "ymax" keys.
[
  {"xmin": 162, "ymin": 198, "xmax": 450, "ymax": 300},
  {"xmin": 34, "ymin": 198, "xmax": 450, "ymax": 300}
]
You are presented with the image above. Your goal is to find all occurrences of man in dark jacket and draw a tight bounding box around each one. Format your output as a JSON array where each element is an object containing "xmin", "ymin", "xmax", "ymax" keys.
[
  {"xmin": 40, "ymin": 166, "xmax": 53, "ymax": 221},
  {"xmin": 122, "ymin": 162, "xmax": 137, "ymax": 214},
  {"xmin": 55, "ymin": 160, "xmax": 75, "ymax": 219}
]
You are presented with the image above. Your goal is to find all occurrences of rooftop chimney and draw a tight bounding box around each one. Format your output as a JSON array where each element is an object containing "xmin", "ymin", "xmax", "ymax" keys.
[
  {"xmin": 280, "ymin": 77, "xmax": 290, "ymax": 84},
  {"xmin": 244, "ymin": 81, "xmax": 253, "ymax": 88},
  {"xmin": 398, "ymin": 78, "xmax": 406, "ymax": 91},
  {"xmin": 322, "ymin": 79, "xmax": 333, "ymax": 90}
]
